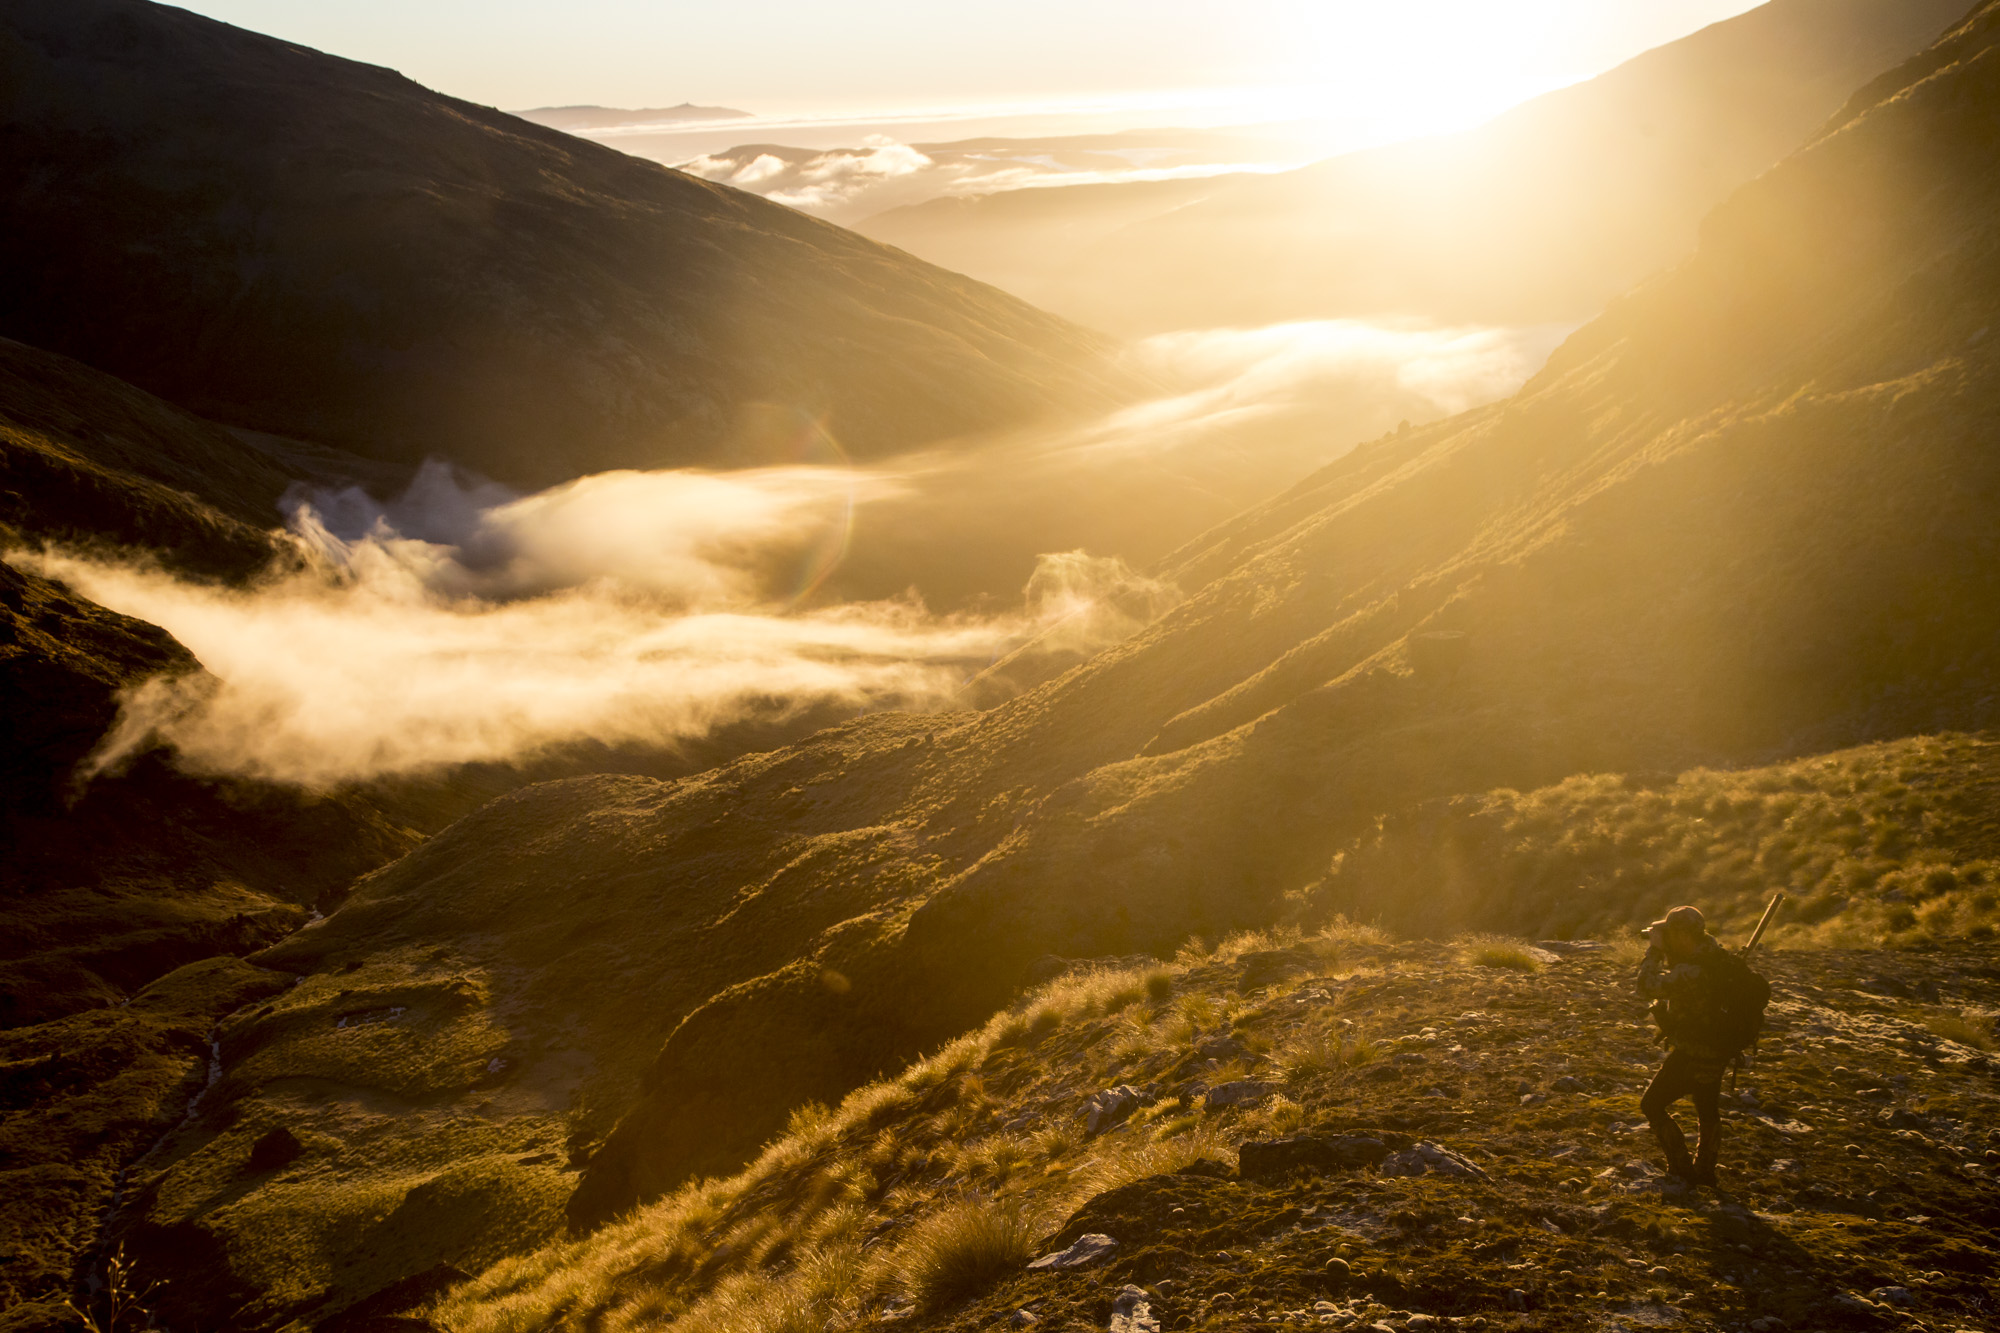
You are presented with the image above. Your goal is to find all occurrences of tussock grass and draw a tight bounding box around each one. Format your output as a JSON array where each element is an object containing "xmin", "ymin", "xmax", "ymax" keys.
[
  {"xmin": 435, "ymin": 954, "xmax": 1216, "ymax": 1333},
  {"xmin": 887, "ymin": 1198, "xmax": 1039, "ymax": 1312},
  {"xmin": 1304, "ymin": 734, "xmax": 2000, "ymax": 948},
  {"xmin": 1461, "ymin": 935, "xmax": 1544, "ymax": 972},
  {"xmin": 1062, "ymin": 1119, "xmax": 1231, "ymax": 1201},
  {"xmin": 1924, "ymin": 1008, "xmax": 1997, "ymax": 1051},
  {"xmin": 1275, "ymin": 1019, "xmax": 1377, "ymax": 1078}
]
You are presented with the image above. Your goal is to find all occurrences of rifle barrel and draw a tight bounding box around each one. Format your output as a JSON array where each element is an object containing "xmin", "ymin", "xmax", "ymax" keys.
[{"xmin": 1744, "ymin": 891, "xmax": 1786, "ymax": 955}]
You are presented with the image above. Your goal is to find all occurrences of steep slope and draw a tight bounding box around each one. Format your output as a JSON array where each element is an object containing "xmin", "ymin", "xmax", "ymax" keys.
[
  {"xmin": 436, "ymin": 933, "xmax": 2000, "ymax": 1333},
  {"xmin": 84, "ymin": 7, "xmax": 2000, "ymax": 1324},
  {"xmin": 0, "ymin": 0, "xmax": 1134, "ymax": 490},
  {"xmin": 0, "ymin": 559, "xmax": 414, "ymax": 1033},
  {"xmin": 857, "ymin": 0, "xmax": 1971, "ymax": 335},
  {"xmin": 568, "ymin": 0, "xmax": 2000, "ymax": 1219},
  {"xmin": 0, "ymin": 337, "xmax": 304, "ymax": 580}
]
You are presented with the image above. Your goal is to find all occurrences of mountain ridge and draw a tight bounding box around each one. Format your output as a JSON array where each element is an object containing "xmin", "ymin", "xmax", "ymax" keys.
[
  {"xmin": 0, "ymin": 0, "xmax": 1136, "ymax": 490},
  {"xmin": 857, "ymin": 0, "xmax": 1974, "ymax": 335}
]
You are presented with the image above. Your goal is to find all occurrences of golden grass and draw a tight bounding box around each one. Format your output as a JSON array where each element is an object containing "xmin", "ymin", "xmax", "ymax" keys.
[
  {"xmin": 431, "ymin": 950, "xmax": 1234, "ymax": 1333},
  {"xmin": 1460, "ymin": 935, "xmax": 1544, "ymax": 972},
  {"xmin": 888, "ymin": 1198, "xmax": 1039, "ymax": 1312},
  {"xmin": 1306, "ymin": 734, "xmax": 2000, "ymax": 948},
  {"xmin": 1275, "ymin": 1020, "xmax": 1378, "ymax": 1078},
  {"xmin": 1924, "ymin": 1008, "xmax": 1997, "ymax": 1052}
]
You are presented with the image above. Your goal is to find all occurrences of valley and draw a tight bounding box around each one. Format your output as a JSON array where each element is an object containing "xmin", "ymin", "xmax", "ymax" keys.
[{"xmin": 3, "ymin": 0, "xmax": 2000, "ymax": 1330}]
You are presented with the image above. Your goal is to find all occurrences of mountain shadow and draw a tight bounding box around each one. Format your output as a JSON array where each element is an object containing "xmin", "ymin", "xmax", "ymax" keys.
[{"xmin": 0, "ymin": 0, "xmax": 1136, "ymax": 490}]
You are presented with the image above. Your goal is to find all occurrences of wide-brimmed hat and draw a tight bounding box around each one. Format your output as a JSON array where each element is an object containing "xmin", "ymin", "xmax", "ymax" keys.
[{"xmin": 1647, "ymin": 904, "xmax": 1707, "ymax": 936}]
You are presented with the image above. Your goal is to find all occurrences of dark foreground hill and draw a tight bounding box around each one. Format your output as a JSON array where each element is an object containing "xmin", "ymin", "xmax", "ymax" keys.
[
  {"xmin": 858, "ymin": 0, "xmax": 1971, "ymax": 334},
  {"xmin": 52, "ymin": 6, "xmax": 2000, "ymax": 1328},
  {"xmin": 0, "ymin": 0, "xmax": 1134, "ymax": 489}
]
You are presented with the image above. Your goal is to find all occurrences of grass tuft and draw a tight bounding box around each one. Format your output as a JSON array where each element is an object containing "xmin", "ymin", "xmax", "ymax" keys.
[
  {"xmin": 1461, "ymin": 935, "xmax": 1543, "ymax": 972},
  {"xmin": 1925, "ymin": 1008, "xmax": 1997, "ymax": 1051},
  {"xmin": 889, "ymin": 1199, "xmax": 1039, "ymax": 1312}
]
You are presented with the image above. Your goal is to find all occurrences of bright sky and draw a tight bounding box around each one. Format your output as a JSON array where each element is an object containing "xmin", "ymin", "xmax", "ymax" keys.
[{"xmin": 172, "ymin": 0, "xmax": 1765, "ymax": 141}]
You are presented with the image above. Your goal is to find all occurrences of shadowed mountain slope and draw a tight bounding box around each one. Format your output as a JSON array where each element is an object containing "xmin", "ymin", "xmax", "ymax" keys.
[
  {"xmin": 858, "ymin": 0, "xmax": 1971, "ymax": 335},
  {"xmin": 0, "ymin": 334, "xmax": 424, "ymax": 1040},
  {"xmin": 0, "ymin": 558, "xmax": 416, "ymax": 1037},
  {"xmin": 0, "ymin": 0, "xmax": 1134, "ymax": 490},
  {"xmin": 0, "ymin": 337, "xmax": 299, "ymax": 580},
  {"xmin": 64, "ymin": 5, "xmax": 2000, "ymax": 1326}
]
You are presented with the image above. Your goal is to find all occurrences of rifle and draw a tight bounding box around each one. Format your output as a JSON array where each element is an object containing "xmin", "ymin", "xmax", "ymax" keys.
[
  {"xmin": 1730, "ymin": 892, "xmax": 1785, "ymax": 1089},
  {"xmin": 1741, "ymin": 891, "xmax": 1786, "ymax": 957}
]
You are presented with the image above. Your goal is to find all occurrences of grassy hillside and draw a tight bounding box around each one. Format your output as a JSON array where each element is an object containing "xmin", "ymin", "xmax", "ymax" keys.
[
  {"xmin": 29, "ymin": 4, "xmax": 2000, "ymax": 1327},
  {"xmin": 0, "ymin": 561, "xmax": 414, "ymax": 1024},
  {"xmin": 1300, "ymin": 734, "xmax": 2000, "ymax": 949},
  {"xmin": 0, "ymin": 0, "xmax": 1135, "ymax": 489},
  {"xmin": 431, "ymin": 931, "xmax": 2000, "ymax": 1333},
  {"xmin": 562, "ymin": 0, "xmax": 2000, "ymax": 1221},
  {"xmin": 857, "ymin": 0, "xmax": 1970, "ymax": 335}
]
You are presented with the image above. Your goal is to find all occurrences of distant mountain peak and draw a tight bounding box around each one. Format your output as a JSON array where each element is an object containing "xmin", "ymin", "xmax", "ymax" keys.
[{"xmin": 515, "ymin": 103, "xmax": 752, "ymax": 131}]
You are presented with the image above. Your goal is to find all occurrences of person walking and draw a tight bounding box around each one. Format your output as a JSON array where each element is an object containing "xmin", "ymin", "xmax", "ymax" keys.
[{"xmin": 1636, "ymin": 904, "xmax": 1769, "ymax": 1189}]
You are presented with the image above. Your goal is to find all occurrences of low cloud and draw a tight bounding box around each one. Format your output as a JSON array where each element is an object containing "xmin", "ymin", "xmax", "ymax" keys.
[
  {"xmin": 13, "ymin": 316, "xmax": 1559, "ymax": 790},
  {"xmin": 12, "ymin": 465, "xmax": 1171, "ymax": 788},
  {"xmin": 682, "ymin": 137, "xmax": 937, "ymax": 215},
  {"xmin": 676, "ymin": 134, "xmax": 1303, "ymax": 223}
]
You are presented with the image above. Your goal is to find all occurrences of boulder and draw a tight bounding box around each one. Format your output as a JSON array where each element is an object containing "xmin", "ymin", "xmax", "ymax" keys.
[
  {"xmin": 1085, "ymin": 1085, "xmax": 1155, "ymax": 1134},
  {"xmin": 1238, "ymin": 1134, "xmax": 1390, "ymax": 1179},
  {"xmin": 1379, "ymin": 1141, "xmax": 1491, "ymax": 1182},
  {"xmin": 1027, "ymin": 1234, "xmax": 1118, "ymax": 1271},
  {"xmin": 1204, "ymin": 1080, "xmax": 1276, "ymax": 1111},
  {"xmin": 1110, "ymin": 1285, "xmax": 1159, "ymax": 1333},
  {"xmin": 1238, "ymin": 948, "xmax": 1318, "ymax": 991},
  {"xmin": 1870, "ymin": 1287, "xmax": 1916, "ymax": 1308}
]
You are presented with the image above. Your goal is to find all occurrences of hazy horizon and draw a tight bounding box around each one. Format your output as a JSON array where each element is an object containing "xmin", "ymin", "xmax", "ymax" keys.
[{"xmin": 172, "ymin": 0, "xmax": 1766, "ymax": 156}]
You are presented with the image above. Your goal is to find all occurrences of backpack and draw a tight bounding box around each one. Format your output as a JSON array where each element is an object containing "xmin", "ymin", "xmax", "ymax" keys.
[{"xmin": 1705, "ymin": 949, "xmax": 1772, "ymax": 1055}]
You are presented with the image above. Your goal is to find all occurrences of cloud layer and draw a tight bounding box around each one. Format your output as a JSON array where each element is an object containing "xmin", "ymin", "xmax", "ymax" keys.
[
  {"xmin": 12, "ymin": 315, "xmax": 1556, "ymax": 790},
  {"xmin": 15, "ymin": 465, "xmax": 1168, "ymax": 787}
]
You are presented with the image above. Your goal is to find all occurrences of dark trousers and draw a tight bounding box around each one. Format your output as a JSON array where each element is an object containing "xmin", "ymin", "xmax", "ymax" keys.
[{"xmin": 1641, "ymin": 1048, "xmax": 1724, "ymax": 1178}]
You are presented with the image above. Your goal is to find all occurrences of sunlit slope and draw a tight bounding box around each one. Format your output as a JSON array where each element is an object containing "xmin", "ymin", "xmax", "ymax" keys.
[
  {"xmin": 438, "ymin": 934, "xmax": 2000, "ymax": 1333},
  {"xmin": 0, "ymin": 0, "xmax": 1135, "ymax": 490},
  {"xmin": 573, "ymin": 0, "xmax": 2000, "ymax": 1215},
  {"xmin": 96, "ymin": 4, "xmax": 2000, "ymax": 1315},
  {"xmin": 858, "ymin": 0, "xmax": 1971, "ymax": 335}
]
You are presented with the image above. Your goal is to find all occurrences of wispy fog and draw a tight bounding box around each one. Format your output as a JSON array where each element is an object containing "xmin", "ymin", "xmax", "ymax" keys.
[
  {"xmin": 13, "ymin": 316, "xmax": 1556, "ymax": 788},
  {"xmin": 673, "ymin": 129, "xmax": 1309, "ymax": 223},
  {"xmin": 15, "ymin": 466, "xmax": 1168, "ymax": 787}
]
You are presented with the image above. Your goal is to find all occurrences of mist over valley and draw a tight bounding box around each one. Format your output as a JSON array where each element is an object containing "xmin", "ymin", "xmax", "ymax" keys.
[{"xmin": 4, "ymin": 2, "xmax": 2000, "ymax": 1331}]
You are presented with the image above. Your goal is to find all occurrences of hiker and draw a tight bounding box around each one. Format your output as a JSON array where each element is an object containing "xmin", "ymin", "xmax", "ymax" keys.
[{"xmin": 1636, "ymin": 904, "xmax": 1769, "ymax": 1188}]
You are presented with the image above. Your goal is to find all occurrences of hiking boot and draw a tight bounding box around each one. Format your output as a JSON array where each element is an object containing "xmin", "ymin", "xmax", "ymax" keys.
[{"xmin": 1693, "ymin": 1164, "xmax": 1718, "ymax": 1188}]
